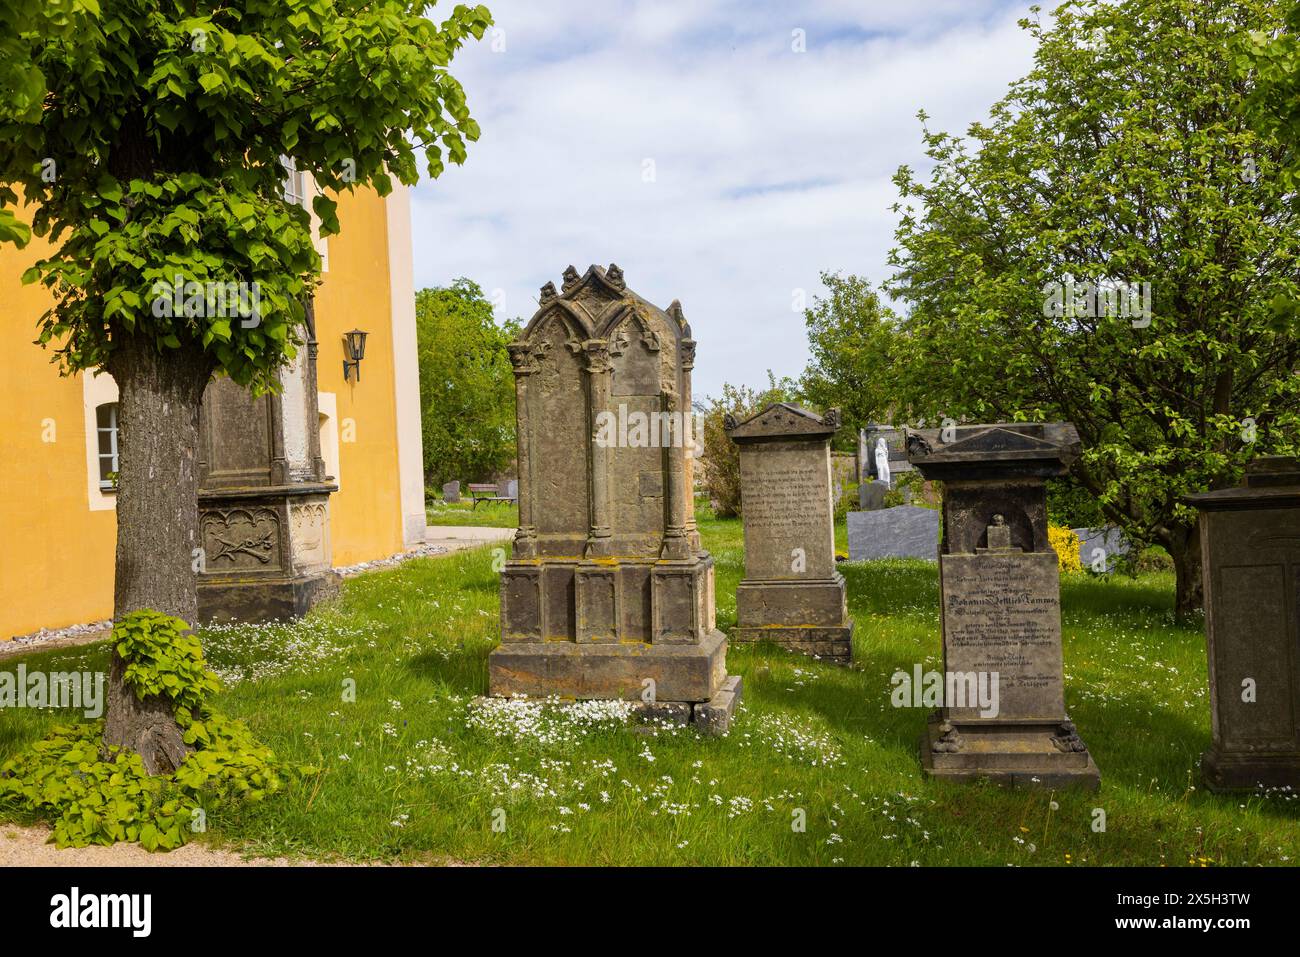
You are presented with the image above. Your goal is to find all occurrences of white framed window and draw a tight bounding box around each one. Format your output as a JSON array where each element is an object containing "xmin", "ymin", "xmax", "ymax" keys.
[
  {"xmin": 281, "ymin": 156, "xmax": 328, "ymax": 272},
  {"xmin": 95, "ymin": 402, "xmax": 119, "ymax": 489},
  {"xmin": 83, "ymin": 369, "xmax": 120, "ymax": 510},
  {"xmin": 281, "ymin": 155, "xmax": 307, "ymax": 208}
]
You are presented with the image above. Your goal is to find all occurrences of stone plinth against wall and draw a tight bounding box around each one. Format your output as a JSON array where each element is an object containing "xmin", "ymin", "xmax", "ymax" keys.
[
  {"xmin": 726, "ymin": 404, "xmax": 852, "ymax": 662},
  {"xmin": 196, "ymin": 301, "xmax": 339, "ymax": 622},
  {"xmin": 907, "ymin": 422, "xmax": 1099, "ymax": 790},
  {"xmin": 1186, "ymin": 456, "xmax": 1300, "ymax": 791},
  {"xmin": 488, "ymin": 264, "xmax": 740, "ymax": 732}
]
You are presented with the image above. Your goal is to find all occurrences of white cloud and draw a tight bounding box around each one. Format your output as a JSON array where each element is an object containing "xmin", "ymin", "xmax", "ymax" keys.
[{"xmin": 412, "ymin": 0, "xmax": 1037, "ymax": 399}]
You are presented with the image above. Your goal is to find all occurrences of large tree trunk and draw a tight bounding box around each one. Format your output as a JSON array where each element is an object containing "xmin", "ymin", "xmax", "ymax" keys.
[
  {"xmin": 1166, "ymin": 522, "xmax": 1204, "ymax": 623},
  {"xmin": 102, "ymin": 339, "xmax": 213, "ymax": 774}
]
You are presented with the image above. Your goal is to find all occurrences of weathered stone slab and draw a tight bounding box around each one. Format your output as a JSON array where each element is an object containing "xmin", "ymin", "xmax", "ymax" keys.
[
  {"xmin": 442, "ymin": 480, "xmax": 460, "ymax": 503},
  {"xmin": 941, "ymin": 551, "xmax": 1064, "ymax": 721},
  {"xmin": 846, "ymin": 506, "xmax": 939, "ymax": 561},
  {"xmin": 490, "ymin": 629, "xmax": 728, "ymax": 703},
  {"xmin": 632, "ymin": 700, "xmax": 692, "ymax": 726},
  {"xmin": 1186, "ymin": 456, "xmax": 1300, "ymax": 791},
  {"xmin": 859, "ymin": 479, "xmax": 889, "ymax": 511},
  {"xmin": 726, "ymin": 404, "xmax": 852, "ymax": 662},
  {"xmin": 735, "ymin": 577, "xmax": 846, "ymax": 627},
  {"xmin": 1071, "ymin": 526, "xmax": 1129, "ymax": 573},
  {"xmin": 693, "ymin": 675, "xmax": 743, "ymax": 736}
]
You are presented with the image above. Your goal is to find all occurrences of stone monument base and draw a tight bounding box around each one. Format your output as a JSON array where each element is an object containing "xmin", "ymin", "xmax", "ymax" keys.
[
  {"xmin": 733, "ymin": 577, "xmax": 853, "ymax": 662},
  {"xmin": 1201, "ymin": 747, "xmax": 1300, "ymax": 792},
  {"xmin": 489, "ymin": 629, "xmax": 729, "ymax": 703},
  {"xmin": 920, "ymin": 713, "xmax": 1101, "ymax": 791},
  {"xmin": 732, "ymin": 625, "xmax": 853, "ymax": 662},
  {"xmin": 197, "ymin": 571, "xmax": 339, "ymax": 623},
  {"xmin": 487, "ymin": 634, "xmax": 742, "ymax": 735},
  {"xmin": 195, "ymin": 483, "xmax": 339, "ymax": 623}
]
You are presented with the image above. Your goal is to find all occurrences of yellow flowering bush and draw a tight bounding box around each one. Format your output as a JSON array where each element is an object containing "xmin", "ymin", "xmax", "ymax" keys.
[{"xmin": 1049, "ymin": 524, "xmax": 1083, "ymax": 573}]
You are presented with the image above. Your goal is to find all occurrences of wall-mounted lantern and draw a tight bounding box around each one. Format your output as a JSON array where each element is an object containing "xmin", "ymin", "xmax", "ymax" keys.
[{"xmin": 343, "ymin": 329, "xmax": 368, "ymax": 383}]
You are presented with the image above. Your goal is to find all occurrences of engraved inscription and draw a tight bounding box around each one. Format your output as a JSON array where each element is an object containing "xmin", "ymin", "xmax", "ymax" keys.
[
  {"xmin": 739, "ymin": 442, "xmax": 834, "ymax": 580},
  {"xmin": 942, "ymin": 552, "xmax": 1065, "ymax": 721}
]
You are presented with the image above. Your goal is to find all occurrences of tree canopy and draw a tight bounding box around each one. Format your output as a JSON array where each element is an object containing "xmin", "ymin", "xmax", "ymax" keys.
[
  {"xmin": 798, "ymin": 271, "xmax": 899, "ymax": 439},
  {"xmin": 1, "ymin": 0, "xmax": 491, "ymax": 388},
  {"xmin": 416, "ymin": 279, "xmax": 518, "ymax": 488},
  {"xmin": 880, "ymin": 0, "xmax": 1300, "ymax": 615}
]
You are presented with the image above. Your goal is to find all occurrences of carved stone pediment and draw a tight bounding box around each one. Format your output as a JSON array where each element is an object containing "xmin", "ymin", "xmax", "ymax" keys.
[{"xmin": 726, "ymin": 403, "xmax": 838, "ymax": 442}]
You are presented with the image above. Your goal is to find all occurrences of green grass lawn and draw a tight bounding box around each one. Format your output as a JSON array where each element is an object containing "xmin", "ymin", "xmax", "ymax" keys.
[
  {"xmin": 2, "ymin": 512, "xmax": 1296, "ymax": 865},
  {"xmin": 426, "ymin": 498, "xmax": 518, "ymax": 527}
]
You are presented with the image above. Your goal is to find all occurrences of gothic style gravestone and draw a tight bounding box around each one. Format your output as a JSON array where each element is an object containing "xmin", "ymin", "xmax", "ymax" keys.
[
  {"xmin": 489, "ymin": 264, "xmax": 740, "ymax": 731},
  {"xmin": 907, "ymin": 422, "xmax": 1100, "ymax": 789},
  {"xmin": 196, "ymin": 302, "xmax": 338, "ymax": 622},
  {"xmin": 726, "ymin": 404, "xmax": 853, "ymax": 662},
  {"xmin": 1186, "ymin": 456, "xmax": 1300, "ymax": 791}
]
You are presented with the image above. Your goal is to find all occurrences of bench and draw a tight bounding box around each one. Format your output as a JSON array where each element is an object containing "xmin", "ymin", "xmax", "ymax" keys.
[{"xmin": 468, "ymin": 482, "xmax": 516, "ymax": 509}]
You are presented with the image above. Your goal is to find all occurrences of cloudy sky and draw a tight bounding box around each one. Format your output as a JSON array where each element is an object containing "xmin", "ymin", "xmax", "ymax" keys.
[{"xmin": 411, "ymin": 0, "xmax": 1039, "ymax": 400}]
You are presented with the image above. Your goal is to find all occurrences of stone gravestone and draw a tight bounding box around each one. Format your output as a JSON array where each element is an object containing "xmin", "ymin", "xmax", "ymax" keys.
[
  {"xmin": 726, "ymin": 404, "xmax": 853, "ymax": 662},
  {"xmin": 859, "ymin": 480, "xmax": 889, "ymax": 511},
  {"xmin": 847, "ymin": 506, "xmax": 939, "ymax": 560},
  {"xmin": 907, "ymin": 422, "xmax": 1100, "ymax": 789},
  {"xmin": 1186, "ymin": 456, "xmax": 1300, "ymax": 791},
  {"xmin": 489, "ymin": 264, "xmax": 741, "ymax": 732},
  {"xmin": 1072, "ymin": 526, "xmax": 1129, "ymax": 573},
  {"xmin": 864, "ymin": 424, "xmax": 915, "ymax": 481},
  {"xmin": 196, "ymin": 301, "xmax": 337, "ymax": 622},
  {"xmin": 442, "ymin": 480, "xmax": 460, "ymax": 503},
  {"xmin": 502, "ymin": 478, "xmax": 518, "ymax": 503}
]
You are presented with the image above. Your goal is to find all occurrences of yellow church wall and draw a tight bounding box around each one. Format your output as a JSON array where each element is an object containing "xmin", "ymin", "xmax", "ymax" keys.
[
  {"xmin": 314, "ymin": 188, "xmax": 407, "ymax": 567},
  {"xmin": 0, "ymin": 225, "xmax": 117, "ymax": 639},
  {"xmin": 0, "ymin": 185, "xmax": 410, "ymax": 639}
]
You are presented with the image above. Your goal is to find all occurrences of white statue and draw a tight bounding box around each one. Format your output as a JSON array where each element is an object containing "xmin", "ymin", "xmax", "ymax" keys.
[{"xmin": 875, "ymin": 438, "xmax": 891, "ymax": 487}]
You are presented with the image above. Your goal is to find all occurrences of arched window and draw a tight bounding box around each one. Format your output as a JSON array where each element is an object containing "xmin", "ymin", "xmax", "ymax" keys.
[{"xmin": 95, "ymin": 402, "xmax": 119, "ymax": 489}]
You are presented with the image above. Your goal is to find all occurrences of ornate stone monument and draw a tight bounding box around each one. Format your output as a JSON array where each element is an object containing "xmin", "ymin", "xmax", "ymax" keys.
[
  {"xmin": 726, "ymin": 404, "xmax": 853, "ymax": 662},
  {"xmin": 907, "ymin": 422, "xmax": 1099, "ymax": 789},
  {"xmin": 1186, "ymin": 456, "xmax": 1300, "ymax": 791},
  {"xmin": 196, "ymin": 303, "xmax": 338, "ymax": 622},
  {"xmin": 489, "ymin": 264, "xmax": 740, "ymax": 731}
]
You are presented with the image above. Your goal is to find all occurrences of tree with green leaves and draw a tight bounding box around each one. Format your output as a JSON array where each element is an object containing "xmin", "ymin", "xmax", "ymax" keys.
[
  {"xmin": 416, "ymin": 279, "xmax": 518, "ymax": 488},
  {"xmin": 0, "ymin": 0, "xmax": 490, "ymax": 770},
  {"xmin": 699, "ymin": 374, "xmax": 798, "ymax": 518},
  {"xmin": 884, "ymin": 0, "xmax": 1300, "ymax": 618},
  {"xmin": 1244, "ymin": 1, "xmax": 1300, "ymax": 179},
  {"xmin": 798, "ymin": 271, "xmax": 899, "ymax": 438}
]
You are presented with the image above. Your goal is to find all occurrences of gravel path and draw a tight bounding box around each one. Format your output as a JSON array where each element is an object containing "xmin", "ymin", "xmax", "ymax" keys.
[{"xmin": 0, "ymin": 824, "xmax": 330, "ymax": 867}]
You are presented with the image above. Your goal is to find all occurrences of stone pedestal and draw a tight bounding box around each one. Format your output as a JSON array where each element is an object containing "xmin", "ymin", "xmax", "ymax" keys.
[
  {"xmin": 197, "ymin": 485, "xmax": 338, "ymax": 622},
  {"xmin": 489, "ymin": 265, "xmax": 739, "ymax": 732},
  {"xmin": 1186, "ymin": 456, "xmax": 1300, "ymax": 791},
  {"xmin": 196, "ymin": 302, "xmax": 338, "ymax": 622},
  {"xmin": 908, "ymin": 422, "xmax": 1099, "ymax": 790},
  {"xmin": 726, "ymin": 404, "xmax": 852, "ymax": 662}
]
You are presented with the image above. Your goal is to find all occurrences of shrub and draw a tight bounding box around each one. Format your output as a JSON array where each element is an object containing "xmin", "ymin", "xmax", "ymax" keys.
[
  {"xmin": 700, "ymin": 375, "xmax": 798, "ymax": 518},
  {"xmin": 1048, "ymin": 524, "xmax": 1083, "ymax": 573},
  {"xmin": 0, "ymin": 610, "xmax": 309, "ymax": 850}
]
